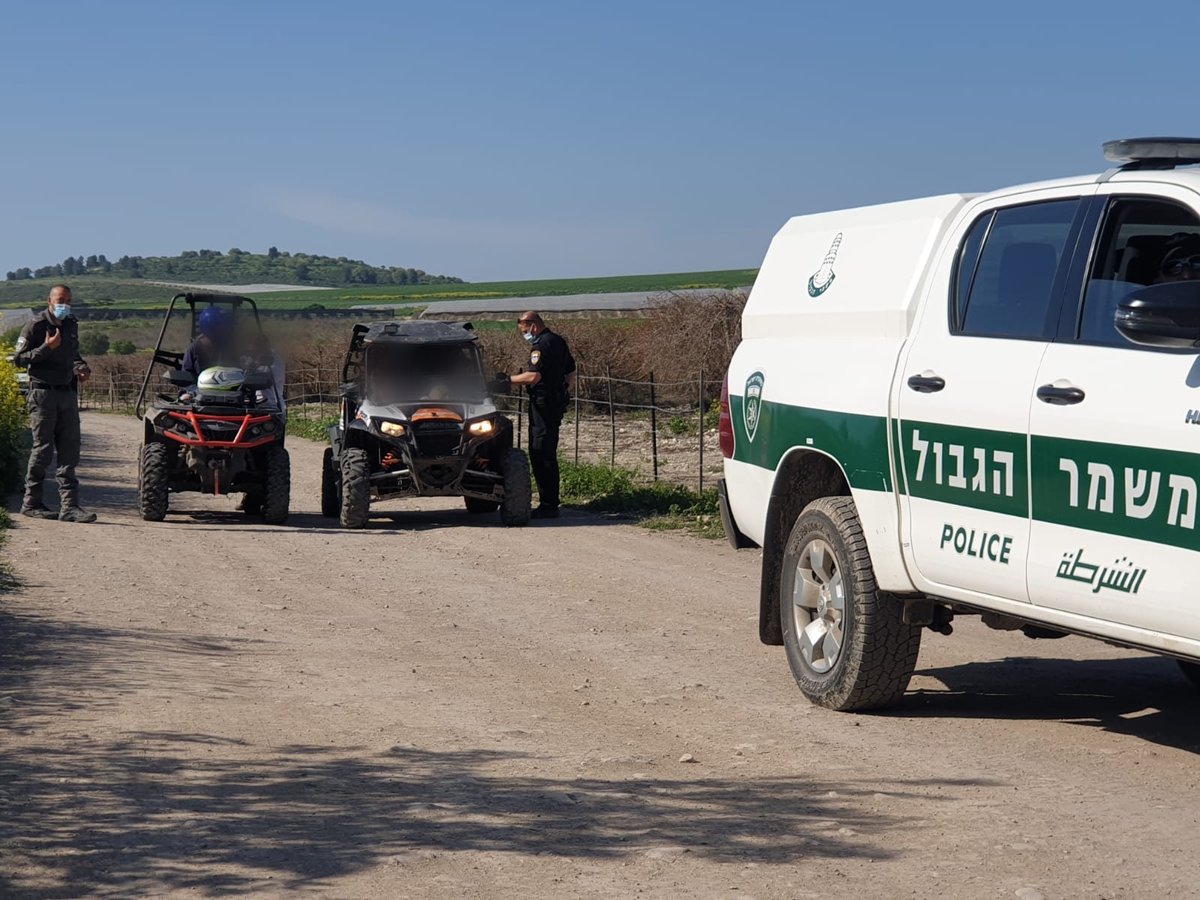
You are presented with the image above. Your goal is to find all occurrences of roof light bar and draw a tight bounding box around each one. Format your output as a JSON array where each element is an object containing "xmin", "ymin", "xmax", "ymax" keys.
[{"xmin": 1103, "ymin": 137, "xmax": 1200, "ymax": 170}]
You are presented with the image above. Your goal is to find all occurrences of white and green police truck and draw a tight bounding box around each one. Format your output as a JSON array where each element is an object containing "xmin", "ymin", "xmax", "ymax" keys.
[{"xmin": 719, "ymin": 138, "xmax": 1200, "ymax": 711}]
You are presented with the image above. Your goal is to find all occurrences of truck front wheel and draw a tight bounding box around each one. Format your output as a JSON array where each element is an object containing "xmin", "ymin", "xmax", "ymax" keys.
[{"xmin": 780, "ymin": 496, "xmax": 921, "ymax": 711}]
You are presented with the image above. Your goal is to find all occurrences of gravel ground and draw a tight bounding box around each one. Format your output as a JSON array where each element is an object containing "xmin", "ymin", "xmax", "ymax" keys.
[{"xmin": 1, "ymin": 412, "xmax": 1199, "ymax": 898}]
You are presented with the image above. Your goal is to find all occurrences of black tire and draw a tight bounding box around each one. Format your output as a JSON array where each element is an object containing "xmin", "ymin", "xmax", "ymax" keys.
[
  {"xmin": 498, "ymin": 448, "xmax": 531, "ymax": 527},
  {"xmin": 780, "ymin": 496, "xmax": 921, "ymax": 711},
  {"xmin": 262, "ymin": 445, "xmax": 290, "ymax": 524},
  {"xmin": 138, "ymin": 442, "xmax": 170, "ymax": 522},
  {"xmin": 339, "ymin": 448, "xmax": 370, "ymax": 529},
  {"xmin": 320, "ymin": 447, "xmax": 340, "ymax": 518},
  {"xmin": 464, "ymin": 496, "xmax": 501, "ymax": 514},
  {"xmin": 1178, "ymin": 660, "xmax": 1200, "ymax": 689}
]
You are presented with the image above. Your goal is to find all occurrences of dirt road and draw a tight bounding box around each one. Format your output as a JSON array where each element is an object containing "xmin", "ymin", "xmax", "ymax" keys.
[{"xmin": 2, "ymin": 412, "xmax": 1199, "ymax": 898}]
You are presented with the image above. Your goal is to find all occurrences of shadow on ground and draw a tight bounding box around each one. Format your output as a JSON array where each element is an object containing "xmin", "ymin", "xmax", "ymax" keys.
[
  {"xmin": 0, "ymin": 605, "xmax": 951, "ymax": 897},
  {"xmin": 123, "ymin": 507, "xmax": 619, "ymax": 534},
  {"xmin": 895, "ymin": 654, "xmax": 1200, "ymax": 753}
]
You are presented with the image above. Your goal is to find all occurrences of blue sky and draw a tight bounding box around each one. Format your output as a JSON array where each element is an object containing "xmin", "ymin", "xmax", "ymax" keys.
[{"xmin": 0, "ymin": 1, "xmax": 1193, "ymax": 281}]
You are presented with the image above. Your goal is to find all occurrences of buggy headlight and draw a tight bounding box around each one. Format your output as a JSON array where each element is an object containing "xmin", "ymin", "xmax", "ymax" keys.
[
  {"xmin": 379, "ymin": 421, "xmax": 407, "ymax": 437},
  {"xmin": 467, "ymin": 419, "xmax": 495, "ymax": 436}
]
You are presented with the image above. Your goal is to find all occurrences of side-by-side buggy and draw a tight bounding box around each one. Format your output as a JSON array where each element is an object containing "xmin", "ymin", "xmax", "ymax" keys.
[{"xmin": 323, "ymin": 320, "xmax": 530, "ymax": 528}]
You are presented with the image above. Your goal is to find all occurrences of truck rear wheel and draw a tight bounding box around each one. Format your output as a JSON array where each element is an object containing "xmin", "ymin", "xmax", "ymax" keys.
[
  {"xmin": 780, "ymin": 496, "xmax": 921, "ymax": 711},
  {"xmin": 339, "ymin": 448, "xmax": 370, "ymax": 529}
]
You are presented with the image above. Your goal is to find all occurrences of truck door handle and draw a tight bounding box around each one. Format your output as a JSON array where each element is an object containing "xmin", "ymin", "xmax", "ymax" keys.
[
  {"xmin": 907, "ymin": 374, "xmax": 946, "ymax": 393},
  {"xmin": 1036, "ymin": 384, "xmax": 1086, "ymax": 405}
]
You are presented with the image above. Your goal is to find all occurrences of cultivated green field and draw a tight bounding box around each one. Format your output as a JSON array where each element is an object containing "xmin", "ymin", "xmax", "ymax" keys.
[{"xmin": 0, "ymin": 269, "xmax": 757, "ymax": 311}]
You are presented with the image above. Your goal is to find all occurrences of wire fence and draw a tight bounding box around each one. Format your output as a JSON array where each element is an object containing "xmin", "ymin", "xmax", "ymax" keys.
[{"xmin": 80, "ymin": 366, "xmax": 725, "ymax": 491}]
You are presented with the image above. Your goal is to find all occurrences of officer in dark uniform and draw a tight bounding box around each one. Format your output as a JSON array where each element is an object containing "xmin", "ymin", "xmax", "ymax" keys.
[
  {"xmin": 508, "ymin": 311, "xmax": 575, "ymax": 518},
  {"xmin": 14, "ymin": 285, "xmax": 96, "ymax": 522}
]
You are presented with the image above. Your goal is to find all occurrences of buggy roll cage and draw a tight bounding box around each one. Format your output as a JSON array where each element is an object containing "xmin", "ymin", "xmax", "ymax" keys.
[
  {"xmin": 341, "ymin": 323, "xmax": 371, "ymax": 386},
  {"xmin": 338, "ymin": 320, "xmax": 480, "ymax": 388},
  {"xmin": 134, "ymin": 293, "xmax": 267, "ymax": 418}
]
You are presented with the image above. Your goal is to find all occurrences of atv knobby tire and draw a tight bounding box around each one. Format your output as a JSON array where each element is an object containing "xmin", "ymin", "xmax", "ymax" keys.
[
  {"xmin": 262, "ymin": 445, "xmax": 291, "ymax": 524},
  {"xmin": 464, "ymin": 496, "xmax": 501, "ymax": 514},
  {"xmin": 241, "ymin": 491, "xmax": 263, "ymax": 516},
  {"xmin": 780, "ymin": 496, "xmax": 921, "ymax": 711},
  {"xmin": 138, "ymin": 442, "xmax": 171, "ymax": 522},
  {"xmin": 339, "ymin": 448, "xmax": 370, "ymax": 529},
  {"xmin": 498, "ymin": 448, "xmax": 531, "ymax": 527},
  {"xmin": 320, "ymin": 447, "xmax": 340, "ymax": 518}
]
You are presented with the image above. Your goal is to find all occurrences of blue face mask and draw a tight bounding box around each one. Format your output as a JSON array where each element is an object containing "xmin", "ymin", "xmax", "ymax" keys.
[
  {"xmin": 52, "ymin": 304, "xmax": 71, "ymax": 320},
  {"xmin": 523, "ymin": 332, "xmax": 535, "ymax": 343}
]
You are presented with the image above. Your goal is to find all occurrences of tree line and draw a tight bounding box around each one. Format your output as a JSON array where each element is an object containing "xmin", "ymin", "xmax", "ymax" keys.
[{"xmin": 5, "ymin": 248, "xmax": 463, "ymax": 287}]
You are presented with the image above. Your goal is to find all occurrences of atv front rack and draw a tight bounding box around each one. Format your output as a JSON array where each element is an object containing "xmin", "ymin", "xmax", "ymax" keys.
[{"xmin": 162, "ymin": 410, "xmax": 279, "ymax": 449}]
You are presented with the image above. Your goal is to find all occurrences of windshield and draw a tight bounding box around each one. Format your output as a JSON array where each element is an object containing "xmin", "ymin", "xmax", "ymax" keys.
[{"xmin": 365, "ymin": 342, "xmax": 485, "ymax": 403}]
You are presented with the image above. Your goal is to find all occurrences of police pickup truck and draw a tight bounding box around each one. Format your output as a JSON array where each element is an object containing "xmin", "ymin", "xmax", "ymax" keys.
[{"xmin": 719, "ymin": 138, "xmax": 1200, "ymax": 711}]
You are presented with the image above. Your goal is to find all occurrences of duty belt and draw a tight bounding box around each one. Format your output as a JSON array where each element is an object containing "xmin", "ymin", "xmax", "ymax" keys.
[{"xmin": 29, "ymin": 381, "xmax": 76, "ymax": 391}]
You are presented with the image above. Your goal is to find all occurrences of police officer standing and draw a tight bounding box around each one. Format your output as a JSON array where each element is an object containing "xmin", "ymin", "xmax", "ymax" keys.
[
  {"xmin": 14, "ymin": 285, "xmax": 97, "ymax": 523},
  {"xmin": 508, "ymin": 311, "xmax": 575, "ymax": 519}
]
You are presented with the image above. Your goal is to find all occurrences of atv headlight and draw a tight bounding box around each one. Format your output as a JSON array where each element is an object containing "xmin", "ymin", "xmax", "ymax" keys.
[
  {"xmin": 379, "ymin": 421, "xmax": 407, "ymax": 437},
  {"xmin": 467, "ymin": 419, "xmax": 495, "ymax": 436}
]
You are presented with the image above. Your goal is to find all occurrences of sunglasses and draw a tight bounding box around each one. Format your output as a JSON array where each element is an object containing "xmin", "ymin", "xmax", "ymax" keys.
[{"xmin": 1161, "ymin": 255, "xmax": 1200, "ymax": 276}]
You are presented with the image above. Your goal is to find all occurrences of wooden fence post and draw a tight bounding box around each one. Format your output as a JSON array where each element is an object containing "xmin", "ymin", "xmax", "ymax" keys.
[
  {"xmin": 698, "ymin": 368, "xmax": 705, "ymax": 493},
  {"xmin": 649, "ymin": 371, "xmax": 658, "ymax": 482}
]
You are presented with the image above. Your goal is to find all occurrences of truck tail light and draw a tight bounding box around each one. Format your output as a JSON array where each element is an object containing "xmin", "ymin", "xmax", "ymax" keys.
[{"xmin": 719, "ymin": 373, "xmax": 735, "ymax": 459}]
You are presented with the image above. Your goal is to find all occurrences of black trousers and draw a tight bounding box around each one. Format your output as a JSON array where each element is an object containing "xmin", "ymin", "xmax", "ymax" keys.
[
  {"xmin": 528, "ymin": 400, "xmax": 564, "ymax": 508},
  {"xmin": 24, "ymin": 387, "xmax": 82, "ymax": 508}
]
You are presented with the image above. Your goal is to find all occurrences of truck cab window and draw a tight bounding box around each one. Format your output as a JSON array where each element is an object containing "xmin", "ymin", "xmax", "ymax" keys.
[
  {"xmin": 1077, "ymin": 198, "xmax": 1200, "ymax": 346},
  {"xmin": 956, "ymin": 199, "xmax": 1079, "ymax": 340}
]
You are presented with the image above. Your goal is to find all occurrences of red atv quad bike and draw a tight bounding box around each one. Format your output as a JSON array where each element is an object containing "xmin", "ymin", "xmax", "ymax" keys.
[{"xmin": 133, "ymin": 293, "xmax": 290, "ymax": 523}]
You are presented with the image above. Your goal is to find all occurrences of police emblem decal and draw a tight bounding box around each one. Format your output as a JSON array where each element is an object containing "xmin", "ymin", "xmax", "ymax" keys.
[
  {"xmin": 530, "ymin": 350, "xmax": 541, "ymax": 365},
  {"xmin": 743, "ymin": 372, "xmax": 765, "ymax": 442},
  {"xmin": 807, "ymin": 232, "xmax": 843, "ymax": 298}
]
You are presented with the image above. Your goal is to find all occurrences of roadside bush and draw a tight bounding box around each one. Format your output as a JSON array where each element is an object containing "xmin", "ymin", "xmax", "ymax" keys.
[
  {"xmin": 666, "ymin": 415, "xmax": 693, "ymax": 436},
  {"xmin": 287, "ymin": 415, "xmax": 336, "ymax": 443},
  {"xmin": 559, "ymin": 460, "xmax": 698, "ymax": 513},
  {"xmin": 83, "ymin": 352, "xmax": 146, "ymax": 382},
  {"xmin": 472, "ymin": 290, "xmax": 746, "ymax": 408},
  {"xmin": 556, "ymin": 460, "xmax": 724, "ymax": 538},
  {"xmin": 80, "ymin": 331, "xmax": 110, "ymax": 355},
  {"xmin": 110, "ymin": 339, "xmax": 137, "ymax": 355},
  {"xmin": 0, "ymin": 355, "xmax": 27, "ymax": 494}
]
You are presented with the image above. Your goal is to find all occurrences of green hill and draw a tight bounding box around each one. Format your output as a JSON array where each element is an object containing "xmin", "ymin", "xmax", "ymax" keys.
[
  {"xmin": 4, "ymin": 248, "xmax": 462, "ymax": 290},
  {"xmin": 0, "ymin": 268, "xmax": 758, "ymax": 310}
]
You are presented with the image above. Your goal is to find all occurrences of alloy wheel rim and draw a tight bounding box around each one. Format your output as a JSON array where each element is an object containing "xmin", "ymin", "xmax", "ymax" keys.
[{"xmin": 792, "ymin": 538, "xmax": 846, "ymax": 674}]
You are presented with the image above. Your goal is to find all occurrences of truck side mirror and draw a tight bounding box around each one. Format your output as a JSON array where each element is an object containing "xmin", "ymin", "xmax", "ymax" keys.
[{"xmin": 1115, "ymin": 281, "xmax": 1200, "ymax": 348}]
